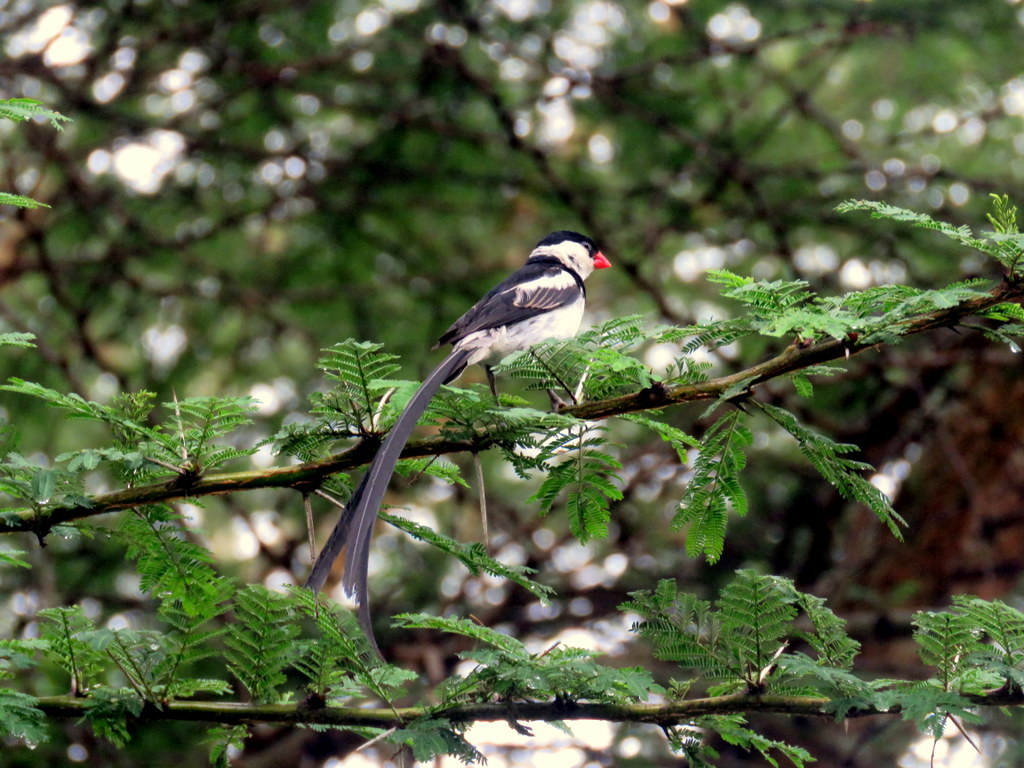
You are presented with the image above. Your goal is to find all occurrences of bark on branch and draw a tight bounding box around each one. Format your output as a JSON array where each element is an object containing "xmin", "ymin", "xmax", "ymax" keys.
[{"xmin": 29, "ymin": 686, "xmax": 1024, "ymax": 728}]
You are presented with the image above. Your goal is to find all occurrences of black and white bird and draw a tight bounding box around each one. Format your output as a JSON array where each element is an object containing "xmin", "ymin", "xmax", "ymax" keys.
[{"xmin": 305, "ymin": 230, "xmax": 611, "ymax": 648}]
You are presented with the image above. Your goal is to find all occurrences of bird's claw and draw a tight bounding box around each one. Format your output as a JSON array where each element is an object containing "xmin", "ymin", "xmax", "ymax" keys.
[{"xmin": 547, "ymin": 388, "xmax": 573, "ymax": 411}]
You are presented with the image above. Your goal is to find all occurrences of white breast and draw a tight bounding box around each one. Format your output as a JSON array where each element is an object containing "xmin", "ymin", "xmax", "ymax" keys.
[{"xmin": 455, "ymin": 295, "xmax": 585, "ymax": 367}]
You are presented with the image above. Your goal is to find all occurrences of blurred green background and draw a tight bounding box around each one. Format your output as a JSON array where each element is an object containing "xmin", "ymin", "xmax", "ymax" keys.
[{"xmin": 3, "ymin": 1, "xmax": 1024, "ymax": 765}]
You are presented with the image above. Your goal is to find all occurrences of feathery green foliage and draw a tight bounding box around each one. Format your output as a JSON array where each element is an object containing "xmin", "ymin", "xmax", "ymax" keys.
[
  {"xmin": 885, "ymin": 686, "xmax": 981, "ymax": 740},
  {"xmin": 287, "ymin": 586, "xmax": 411, "ymax": 704},
  {"xmin": 574, "ymin": 314, "xmax": 657, "ymax": 397},
  {"xmin": 623, "ymin": 572, "xmax": 859, "ymax": 693},
  {"xmin": 787, "ymin": 364, "xmax": 845, "ymax": 399},
  {"xmin": 0, "ymin": 97, "xmax": 69, "ymax": 129},
  {"xmin": 0, "ymin": 547, "xmax": 29, "ymax": 568},
  {"xmin": 622, "ymin": 572, "xmax": 1024, "ymax": 745},
  {"xmin": 704, "ymin": 714, "xmax": 815, "ymax": 768},
  {"xmin": 392, "ymin": 455, "xmax": 468, "ymax": 486},
  {"xmin": 529, "ymin": 421, "xmax": 623, "ymax": 543},
  {"xmin": 120, "ymin": 505, "xmax": 230, "ymax": 616},
  {"xmin": 675, "ymin": 318, "xmax": 755, "ymax": 357},
  {"xmin": 622, "ymin": 413, "xmax": 701, "ymax": 463},
  {"xmin": 489, "ymin": 406, "xmax": 581, "ymax": 476},
  {"xmin": 78, "ymin": 626, "xmax": 167, "ymax": 702},
  {"xmin": 622, "ymin": 574, "xmax": 865, "ymax": 765},
  {"xmin": 673, "ymin": 409, "xmax": 752, "ymax": 562},
  {"xmin": 837, "ymin": 199, "xmax": 990, "ymax": 249},
  {"xmin": 382, "ymin": 512, "xmax": 554, "ymax": 601},
  {"xmin": 718, "ymin": 572, "xmax": 800, "ymax": 689},
  {"xmin": 423, "ymin": 384, "xmax": 499, "ymax": 432},
  {"xmin": 495, "ymin": 315, "xmax": 656, "ymax": 401},
  {"xmin": 0, "ymin": 450, "xmax": 91, "ymax": 512},
  {"xmin": 395, "ymin": 613, "xmax": 658, "ymax": 705},
  {"xmin": 675, "ymin": 196, "xmax": 1024, "ymax": 371},
  {"xmin": 0, "ymin": 332, "xmax": 35, "ymax": 349},
  {"xmin": 80, "ymin": 688, "xmax": 143, "ymax": 747},
  {"xmin": 952, "ymin": 595, "xmax": 1024, "ymax": 690},
  {"xmin": 620, "ymin": 578, "xmax": 732, "ymax": 679},
  {"xmin": 164, "ymin": 395, "xmax": 258, "ymax": 472},
  {"xmin": 913, "ymin": 610, "xmax": 979, "ymax": 691},
  {"xmin": 0, "ymin": 193, "xmax": 50, "ymax": 209},
  {"xmin": 224, "ymin": 585, "xmax": 300, "ymax": 703},
  {"xmin": 155, "ymin": 596, "xmax": 234, "ymax": 700},
  {"xmin": 0, "ymin": 381, "xmax": 256, "ymax": 477},
  {"xmin": 14, "ymin": 558, "xmax": 1024, "ymax": 762},
  {"xmin": 756, "ymin": 402, "xmax": 906, "ymax": 538},
  {"xmin": 118, "ymin": 504, "xmax": 234, "ymax": 699},
  {"xmin": 794, "ymin": 592, "xmax": 861, "ymax": 670},
  {"xmin": 0, "ymin": 687, "xmax": 47, "ymax": 743},
  {"xmin": 394, "ymin": 613, "xmax": 526, "ymax": 657},
  {"xmin": 706, "ymin": 270, "xmax": 856, "ymax": 342},
  {"xmin": 207, "ymin": 726, "xmax": 249, "ymax": 768},
  {"xmin": 840, "ymin": 196, "xmax": 1024, "ymax": 281},
  {"xmin": 0, "ymin": 640, "xmax": 46, "ymax": 743},
  {"xmin": 984, "ymin": 193, "xmax": 1024, "ymax": 274},
  {"xmin": 315, "ymin": 340, "xmax": 403, "ymax": 434},
  {"xmin": 38, "ymin": 606, "xmax": 107, "ymax": 694},
  {"xmin": 0, "ymin": 98, "xmax": 69, "ymax": 210},
  {"xmin": 496, "ymin": 339, "xmax": 594, "ymax": 397},
  {"xmin": 387, "ymin": 717, "xmax": 483, "ymax": 764},
  {"xmin": 904, "ymin": 598, "xmax": 1024, "ymax": 697},
  {"xmin": 271, "ymin": 341, "xmax": 406, "ymax": 461}
]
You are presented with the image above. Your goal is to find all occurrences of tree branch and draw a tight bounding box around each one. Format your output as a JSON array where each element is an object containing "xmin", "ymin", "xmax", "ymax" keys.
[
  {"xmin": 566, "ymin": 280, "xmax": 1024, "ymax": 421},
  {"xmin": 28, "ymin": 687, "xmax": 1024, "ymax": 728},
  {"xmin": 2, "ymin": 280, "xmax": 1020, "ymax": 536}
]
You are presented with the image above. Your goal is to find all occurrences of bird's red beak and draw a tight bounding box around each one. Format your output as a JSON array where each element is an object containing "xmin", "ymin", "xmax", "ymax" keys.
[{"xmin": 594, "ymin": 251, "xmax": 611, "ymax": 269}]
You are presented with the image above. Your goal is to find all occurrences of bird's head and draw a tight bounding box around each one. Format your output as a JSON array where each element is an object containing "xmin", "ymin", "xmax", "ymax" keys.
[{"xmin": 532, "ymin": 230, "xmax": 611, "ymax": 278}]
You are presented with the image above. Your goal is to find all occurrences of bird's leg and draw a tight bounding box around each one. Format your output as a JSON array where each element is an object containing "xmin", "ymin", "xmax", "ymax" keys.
[
  {"xmin": 485, "ymin": 364, "xmax": 499, "ymax": 403},
  {"xmin": 473, "ymin": 451, "xmax": 490, "ymax": 550}
]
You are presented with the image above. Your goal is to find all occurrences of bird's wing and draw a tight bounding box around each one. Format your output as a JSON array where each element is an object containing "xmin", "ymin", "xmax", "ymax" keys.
[{"xmin": 435, "ymin": 263, "xmax": 583, "ymax": 348}]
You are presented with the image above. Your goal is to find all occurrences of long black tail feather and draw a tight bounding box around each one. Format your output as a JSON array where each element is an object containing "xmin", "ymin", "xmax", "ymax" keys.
[{"xmin": 304, "ymin": 348, "xmax": 473, "ymax": 652}]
